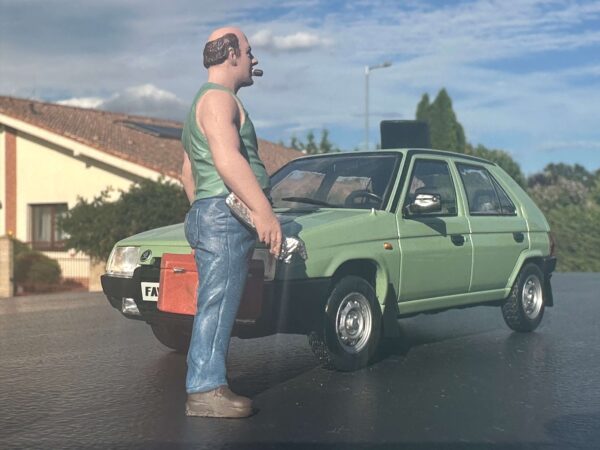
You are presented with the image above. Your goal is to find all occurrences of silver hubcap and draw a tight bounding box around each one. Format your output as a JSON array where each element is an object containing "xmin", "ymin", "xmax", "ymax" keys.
[
  {"xmin": 521, "ymin": 274, "xmax": 543, "ymax": 319},
  {"xmin": 335, "ymin": 293, "xmax": 372, "ymax": 353}
]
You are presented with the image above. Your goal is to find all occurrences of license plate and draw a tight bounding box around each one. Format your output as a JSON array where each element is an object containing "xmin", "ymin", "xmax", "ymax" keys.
[{"xmin": 141, "ymin": 282, "xmax": 159, "ymax": 301}]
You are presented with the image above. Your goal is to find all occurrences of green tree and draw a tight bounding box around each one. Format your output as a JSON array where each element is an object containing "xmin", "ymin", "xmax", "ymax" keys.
[
  {"xmin": 415, "ymin": 93, "xmax": 430, "ymax": 122},
  {"xmin": 528, "ymin": 177, "xmax": 589, "ymax": 210},
  {"xmin": 528, "ymin": 163, "xmax": 595, "ymax": 188},
  {"xmin": 465, "ymin": 143, "xmax": 527, "ymax": 188},
  {"xmin": 543, "ymin": 205, "xmax": 600, "ymax": 272},
  {"xmin": 591, "ymin": 174, "xmax": 600, "ymax": 205},
  {"xmin": 526, "ymin": 162, "xmax": 600, "ymax": 271},
  {"xmin": 416, "ymin": 89, "xmax": 466, "ymax": 152},
  {"xmin": 60, "ymin": 179, "xmax": 189, "ymax": 261},
  {"xmin": 288, "ymin": 129, "xmax": 340, "ymax": 154},
  {"xmin": 415, "ymin": 89, "xmax": 524, "ymax": 186}
]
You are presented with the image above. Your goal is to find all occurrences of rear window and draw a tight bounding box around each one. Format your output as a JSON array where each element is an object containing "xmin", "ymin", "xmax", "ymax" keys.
[{"xmin": 456, "ymin": 164, "xmax": 516, "ymax": 216}]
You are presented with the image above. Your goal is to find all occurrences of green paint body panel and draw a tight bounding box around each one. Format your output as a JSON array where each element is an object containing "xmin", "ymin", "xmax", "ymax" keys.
[{"xmin": 108, "ymin": 148, "xmax": 554, "ymax": 319}]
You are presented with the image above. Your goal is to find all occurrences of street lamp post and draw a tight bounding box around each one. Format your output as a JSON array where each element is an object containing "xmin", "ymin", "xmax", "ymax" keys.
[{"xmin": 365, "ymin": 61, "xmax": 392, "ymax": 150}]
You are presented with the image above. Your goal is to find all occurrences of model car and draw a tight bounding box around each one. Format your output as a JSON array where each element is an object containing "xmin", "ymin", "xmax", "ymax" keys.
[{"xmin": 101, "ymin": 149, "xmax": 556, "ymax": 371}]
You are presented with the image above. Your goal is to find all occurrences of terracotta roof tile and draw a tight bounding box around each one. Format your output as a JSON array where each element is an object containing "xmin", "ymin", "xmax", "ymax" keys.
[{"xmin": 0, "ymin": 96, "xmax": 301, "ymax": 178}]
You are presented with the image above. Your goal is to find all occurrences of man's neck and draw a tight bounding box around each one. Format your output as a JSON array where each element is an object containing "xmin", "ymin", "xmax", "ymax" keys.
[{"xmin": 207, "ymin": 73, "xmax": 239, "ymax": 93}]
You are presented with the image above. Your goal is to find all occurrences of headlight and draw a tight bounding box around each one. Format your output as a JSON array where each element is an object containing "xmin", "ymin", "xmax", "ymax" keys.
[
  {"xmin": 252, "ymin": 248, "xmax": 276, "ymax": 281},
  {"xmin": 106, "ymin": 246, "xmax": 141, "ymax": 278}
]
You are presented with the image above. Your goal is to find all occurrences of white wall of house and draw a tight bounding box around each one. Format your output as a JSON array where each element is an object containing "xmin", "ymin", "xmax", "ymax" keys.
[
  {"xmin": 0, "ymin": 125, "xmax": 5, "ymax": 236},
  {"xmin": 14, "ymin": 131, "xmax": 139, "ymax": 242},
  {"xmin": 1, "ymin": 114, "xmax": 181, "ymax": 289}
]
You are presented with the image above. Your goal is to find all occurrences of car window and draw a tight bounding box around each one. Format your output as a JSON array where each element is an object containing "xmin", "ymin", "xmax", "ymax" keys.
[
  {"xmin": 270, "ymin": 154, "xmax": 400, "ymax": 210},
  {"xmin": 456, "ymin": 164, "xmax": 516, "ymax": 215},
  {"xmin": 491, "ymin": 176, "xmax": 517, "ymax": 215},
  {"xmin": 404, "ymin": 159, "xmax": 458, "ymax": 216}
]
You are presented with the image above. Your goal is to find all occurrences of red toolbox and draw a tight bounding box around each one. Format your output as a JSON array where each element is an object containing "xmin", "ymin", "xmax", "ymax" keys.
[{"xmin": 157, "ymin": 253, "xmax": 265, "ymax": 320}]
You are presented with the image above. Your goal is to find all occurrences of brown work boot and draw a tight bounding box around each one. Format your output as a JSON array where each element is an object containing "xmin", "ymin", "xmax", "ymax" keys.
[{"xmin": 185, "ymin": 385, "xmax": 253, "ymax": 418}]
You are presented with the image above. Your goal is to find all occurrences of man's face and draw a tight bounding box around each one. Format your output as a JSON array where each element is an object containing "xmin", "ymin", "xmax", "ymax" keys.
[{"xmin": 236, "ymin": 35, "xmax": 258, "ymax": 87}]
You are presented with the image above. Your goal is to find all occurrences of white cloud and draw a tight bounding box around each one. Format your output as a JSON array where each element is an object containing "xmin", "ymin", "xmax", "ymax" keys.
[
  {"xmin": 56, "ymin": 84, "xmax": 188, "ymax": 121},
  {"xmin": 250, "ymin": 30, "xmax": 330, "ymax": 52},
  {"xmin": 56, "ymin": 97, "xmax": 104, "ymax": 109},
  {"xmin": 3, "ymin": 0, "xmax": 600, "ymax": 172}
]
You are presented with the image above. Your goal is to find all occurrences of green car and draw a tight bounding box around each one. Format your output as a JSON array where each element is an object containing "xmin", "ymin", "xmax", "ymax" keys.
[{"xmin": 101, "ymin": 149, "xmax": 556, "ymax": 371}]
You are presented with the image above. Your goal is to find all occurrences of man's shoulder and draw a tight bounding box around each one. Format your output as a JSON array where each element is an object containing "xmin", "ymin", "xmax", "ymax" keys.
[{"xmin": 197, "ymin": 89, "xmax": 238, "ymax": 115}]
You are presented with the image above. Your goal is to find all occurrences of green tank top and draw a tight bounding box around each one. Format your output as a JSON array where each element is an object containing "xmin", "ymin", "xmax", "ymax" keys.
[{"xmin": 181, "ymin": 82, "xmax": 270, "ymax": 201}]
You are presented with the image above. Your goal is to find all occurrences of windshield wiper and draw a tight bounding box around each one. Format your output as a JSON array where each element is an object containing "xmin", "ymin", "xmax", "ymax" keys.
[{"xmin": 281, "ymin": 196, "xmax": 336, "ymax": 207}]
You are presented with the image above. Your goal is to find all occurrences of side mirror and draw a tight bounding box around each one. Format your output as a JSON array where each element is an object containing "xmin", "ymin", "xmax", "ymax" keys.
[{"xmin": 407, "ymin": 193, "xmax": 441, "ymax": 215}]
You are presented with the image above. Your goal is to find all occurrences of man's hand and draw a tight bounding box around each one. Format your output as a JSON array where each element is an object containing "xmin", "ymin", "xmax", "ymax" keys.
[{"xmin": 253, "ymin": 209, "xmax": 282, "ymax": 257}]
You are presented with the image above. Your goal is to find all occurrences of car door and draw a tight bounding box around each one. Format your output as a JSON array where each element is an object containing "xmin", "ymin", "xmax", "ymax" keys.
[
  {"xmin": 455, "ymin": 162, "xmax": 529, "ymax": 292},
  {"xmin": 397, "ymin": 157, "xmax": 472, "ymax": 301}
]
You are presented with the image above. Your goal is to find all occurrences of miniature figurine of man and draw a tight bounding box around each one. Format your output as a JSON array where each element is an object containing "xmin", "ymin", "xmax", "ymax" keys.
[{"xmin": 180, "ymin": 26, "xmax": 281, "ymax": 418}]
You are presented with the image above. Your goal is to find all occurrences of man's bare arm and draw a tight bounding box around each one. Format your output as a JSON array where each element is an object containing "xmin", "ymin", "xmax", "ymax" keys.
[
  {"xmin": 181, "ymin": 151, "xmax": 195, "ymax": 204},
  {"xmin": 198, "ymin": 90, "xmax": 282, "ymax": 255}
]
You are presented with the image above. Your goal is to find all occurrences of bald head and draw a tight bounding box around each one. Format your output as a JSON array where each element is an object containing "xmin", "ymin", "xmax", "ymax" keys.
[
  {"xmin": 203, "ymin": 27, "xmax": 248, "ymax": 69},
  {"xmin": 202, "ymin": 26, "xmax": 258, "ymax": 91},
  {"xmin": 207, "ymin": 26, "xmax": 245, "ymax": 43}
]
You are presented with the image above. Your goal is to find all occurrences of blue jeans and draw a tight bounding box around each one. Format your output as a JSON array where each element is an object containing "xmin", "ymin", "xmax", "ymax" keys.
[{"xmin": 183, "ymin": 196, "xmax": 256, "ymax": 394}]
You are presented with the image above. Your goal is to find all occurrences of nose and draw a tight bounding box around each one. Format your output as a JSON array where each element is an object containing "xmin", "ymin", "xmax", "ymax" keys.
[{"xmin": 252, "ymin": 57, "xmax": 258, "ymax": 66}]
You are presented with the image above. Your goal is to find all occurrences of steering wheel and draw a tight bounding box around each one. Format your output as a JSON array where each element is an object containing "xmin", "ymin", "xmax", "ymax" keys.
[{"xmin": 344, "ymin": 190, "xmax": 383, "ymax": 208}]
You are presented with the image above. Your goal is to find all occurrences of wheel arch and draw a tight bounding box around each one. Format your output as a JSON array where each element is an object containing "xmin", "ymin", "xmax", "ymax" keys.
[
  {"xmin": 331, "ymin": 259, "xmax": 388, "ymax": 307},
  {"xmin": 506, "ymin": 252, "xmax": 554, "ymax": 306}
]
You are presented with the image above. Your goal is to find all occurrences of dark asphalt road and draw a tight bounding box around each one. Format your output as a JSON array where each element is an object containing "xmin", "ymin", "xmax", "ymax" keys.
[{"xmin": 1, "ymin": 273, "xmax": 599, "ymax": 450}]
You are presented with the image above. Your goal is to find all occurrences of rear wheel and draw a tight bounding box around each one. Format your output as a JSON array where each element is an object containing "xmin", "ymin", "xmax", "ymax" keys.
[
  {"xmin": 502, "ymin": 263, "xmax": 545, "ymax": 332},
  {"xmin": 150, "ymin": 323, "xmax": 190, "ymax": 353},
  {"xmin": 308, "ymin": 276, "xmax": 382, "ymax": 371}
]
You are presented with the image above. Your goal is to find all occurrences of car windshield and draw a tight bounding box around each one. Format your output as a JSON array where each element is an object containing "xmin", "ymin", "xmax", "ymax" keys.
[{"xmin": 270, "ymin": 153, "xmax": 401, "ymax": 210}]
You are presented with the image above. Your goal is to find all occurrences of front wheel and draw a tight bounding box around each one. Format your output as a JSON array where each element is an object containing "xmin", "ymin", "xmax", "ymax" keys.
[
  {"xmin": 308, "ymin": 276, "xmax": 382, "ymax": 371},
  {"xmin": 150, "ymin": 323, "xmax": 190, "ymax": 353},
  {"xmin": 501, "ymin": 263, "xmax": 546, "ymax": 332}
]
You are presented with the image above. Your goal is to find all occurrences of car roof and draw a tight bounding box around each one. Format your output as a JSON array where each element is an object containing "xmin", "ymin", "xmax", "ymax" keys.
[{"xmin": 292, "ymin": 148, "xmax": 495, "ymax": 166}]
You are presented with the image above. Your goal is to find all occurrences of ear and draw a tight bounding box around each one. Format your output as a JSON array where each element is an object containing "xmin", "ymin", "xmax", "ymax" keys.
[{"xmin": 228, "ymin": 47, "xmax": 238, "ymax": 66}]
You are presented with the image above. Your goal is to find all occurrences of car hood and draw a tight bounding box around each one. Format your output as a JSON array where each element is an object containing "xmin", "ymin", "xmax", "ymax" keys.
[
  {"xmin": 276, "ymin": 208, "xmax": 367, "ymax": 233},
  {"xmin": 118, "ymin": 223, "xmax": 186, "ymax": 247},
  {"xmin": 273, "ymin": 207, "xmax": 398, "ymax": 250},
  {"xmin": 116, "ymin": 208, "xmax": 395, "ymax": 251}
]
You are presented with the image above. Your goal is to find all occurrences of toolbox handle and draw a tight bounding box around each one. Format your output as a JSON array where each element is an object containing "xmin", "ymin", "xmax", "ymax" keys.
[{"xmin": 172, "ymin": 267, "xmax": 186, "ymax": 273}]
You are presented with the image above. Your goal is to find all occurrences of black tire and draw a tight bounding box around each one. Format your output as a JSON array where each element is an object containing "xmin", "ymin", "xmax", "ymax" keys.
[
  {"xmin": 150, "ymin": 323, "xmax": 190, "ymax": 353},
  {"xmin": 502, "ymin": 263, "xmax": 545, "ymax": 332},
  {"xmin": 308, "ymin": 275, "xmax": 382, "ymax": 371}
]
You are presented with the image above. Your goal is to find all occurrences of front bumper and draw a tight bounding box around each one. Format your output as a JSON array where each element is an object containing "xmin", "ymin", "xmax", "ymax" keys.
[{"xmin": 101, "ymin": 263, "xmax": 331, "ymax": 338}]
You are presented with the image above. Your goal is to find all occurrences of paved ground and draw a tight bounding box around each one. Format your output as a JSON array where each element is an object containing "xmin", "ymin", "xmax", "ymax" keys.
[{"xmin": 0, "ymin": 273, "xmax": 599, "ymax": 449}]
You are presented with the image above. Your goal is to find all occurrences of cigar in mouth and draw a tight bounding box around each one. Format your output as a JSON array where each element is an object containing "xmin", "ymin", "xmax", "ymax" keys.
[{"xmin": 252, "ymin": 69, "xmax": 263, "ymax": 77}]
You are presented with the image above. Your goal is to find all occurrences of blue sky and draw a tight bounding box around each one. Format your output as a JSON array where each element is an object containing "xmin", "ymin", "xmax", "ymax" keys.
[{"xmin": 1, "ymin": 0, "xmax": 600, "ymax": 175}]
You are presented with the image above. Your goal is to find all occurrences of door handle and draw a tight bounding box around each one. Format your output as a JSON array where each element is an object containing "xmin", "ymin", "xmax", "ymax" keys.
[
  {"xmin": 451, "ymin": 234, "xmax": 465, "ymax": 246},
  {"xmin": 513, "ymin": 232, "xmax": 525, "ymax": 243}
]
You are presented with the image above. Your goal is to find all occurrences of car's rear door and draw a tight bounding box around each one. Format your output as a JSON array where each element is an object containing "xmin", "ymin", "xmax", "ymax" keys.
[{"xmin": 455, "ymin": 162, "xmax": 529, "ymax": 292}]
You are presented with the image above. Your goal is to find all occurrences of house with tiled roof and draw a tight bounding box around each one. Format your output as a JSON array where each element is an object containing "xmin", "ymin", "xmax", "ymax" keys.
[{"xmin": 0, "ymin": 96, "xmax": 301, "ymax": 289}]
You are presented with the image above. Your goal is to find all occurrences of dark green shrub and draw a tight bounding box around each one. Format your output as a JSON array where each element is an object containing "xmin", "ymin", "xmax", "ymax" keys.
[
  {"xmin": 11, "ymin": 237, "xmax": 31, "ymax": 260},
  {"xmin": 14, "ymin": 250, "xmax": 62, "ymax": 292}
]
